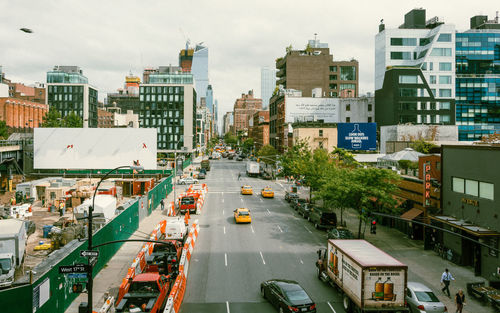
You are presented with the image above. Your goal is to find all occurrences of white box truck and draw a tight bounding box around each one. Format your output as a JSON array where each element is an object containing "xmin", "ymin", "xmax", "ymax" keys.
[
  {"xmin": 316, "ymin": 239, "xmax": 409, "ymax": 313},
  {"xmin": 246, "ymin": 161, "xmax": 260, "ymax": 177},
  {"xmin": 0, "ymin": 219, "xmax": 27, "ymax": 288}
]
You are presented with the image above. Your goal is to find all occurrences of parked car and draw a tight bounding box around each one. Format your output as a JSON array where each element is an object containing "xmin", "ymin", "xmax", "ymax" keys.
[
  {"xmin": 284, "ymin": 192, "xmax": 299, "ymax": 202},
  {"xmin": 260, "ymin": 279, "xmax": 316, "ymax": 313},
  {"xmin": 308, "ymin": 207, "xmax": 337, "ymax": 230},
  {"xmin": 228, "ymin": 154, "xmax": 234, "ymax": 160},
  {"xmin": 327, "ymin": 227, "xmax": 354, "ymax": 240},
  {"xmin": 297, "ymin": 203, "xmax": 312, "ymax": 218},
  {"xmin": 177, "ymin": 177, "xmax": 199, "ymax": 185},
  {"xmin": 406, "ymin": 281, "xmax": 447, "ymax": 313},
  {"xmin": 198, "ymin": 172, "xmax": 206, "ymax": 179},
  {"xmin": 291, "ymin": 198, "xmax": 307, "ymax": 211},
  {"xmin": 199, "ymin": 168, "xmax": 207, "ymax": 175},
  {"xmin": 261, "ymin": 172, "xmax": 272, "ymax": 180}
]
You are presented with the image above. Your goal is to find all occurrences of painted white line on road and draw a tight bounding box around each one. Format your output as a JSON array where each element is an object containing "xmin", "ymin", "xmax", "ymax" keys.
[
  {"xmin": 226, "ymin": 301, "xmax": 230, "ymax": 313},
  {"xmin": 225, "ymin": 253, "xmax": 228, "ymax": 267},
  {"xmin": 259, "ymin": 251, "xmax": 266, "ymax": 265},
  {"xmin": 251, "ymin": 225, "xmax": 255, "ymax": 233},
  {"xmin": 222, "ymin": 209, "xmax": 224, "ymax": 215},
  {"xmin": 304, "ymin": 225, "xmax": 312, "ymax": 234},
  {"xmin": 222, "ymin": 198, "xmax": 224, "ymax": 203},
  {"xmin": 327, "ymin": 301, "xmax": 336, "ymax": 312},
  {"xmin": 300, "ymin": 259, "xmax": 304, "ymax": 264},
  {"xmin": 260, "ymin": 198, "xmax": 263, "ymax": 202},
  {"xmin": 240, "ymin": 198, "xmax": 243, "ymax": 203},
  {"xmin": 223, "ymin": 226, "xmax": 226, "ymax": 234},
  {"xmin": 266, "ymin": 209, "xmax": 271, "ymax": 215},
  {"xmin": 277, "ymin": 225, "xmax": 283, "ymax": 233}
]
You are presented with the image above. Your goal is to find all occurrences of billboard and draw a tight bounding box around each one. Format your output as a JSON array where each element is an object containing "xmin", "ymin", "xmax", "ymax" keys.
[
  {"xmin": 34, "ymin": 128, "xmax": 157, "ymax": 170},
  {"xmin": 285, "ymin": 97, "xmax": 339, "ymax": 123},
  {"xmin": 337, "ymin": 123, "xmax": 377, "ymax": 151}
]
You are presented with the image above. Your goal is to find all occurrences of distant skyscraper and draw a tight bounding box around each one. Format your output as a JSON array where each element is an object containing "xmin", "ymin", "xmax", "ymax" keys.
[
  {"xmin": 261, "ymin": 67, "xmax": 277, "ymax": 108},
  {"xmin": 192, "ymin": 44, "xmax": 209, "ymax": 105},
  {"xmin": 206, "ymin": 85, "xmax": 213, "ymax": 113}
]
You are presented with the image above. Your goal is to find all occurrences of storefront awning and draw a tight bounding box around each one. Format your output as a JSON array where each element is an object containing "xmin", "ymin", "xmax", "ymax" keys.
[
  {"xmin": 400, "ymin": 208, "xmax": 423, "ymax": 220},
  {"xmin": 431, "ymin": 215, "xmax": 500, "ymax": 237}
]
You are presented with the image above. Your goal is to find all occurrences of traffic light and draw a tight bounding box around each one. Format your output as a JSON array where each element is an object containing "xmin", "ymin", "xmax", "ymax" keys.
[
  {"xmin": 72, "ymin": 283, "xmax": 84, "ymax": 293},
  {"xmin": 370, "ymin": 220, "xmax": 377, "ymax": 234}
]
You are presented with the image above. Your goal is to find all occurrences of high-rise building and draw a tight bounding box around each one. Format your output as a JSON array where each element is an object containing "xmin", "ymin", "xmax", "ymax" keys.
[
  {"xmin": 249, "ymin": 110, "xmax": 270, "ymax": 150},
  {"xmin": 455, "ymin": 15, "xmax": 500, "ymax": 141},
  {"xmin": 206, "ymin": 84, "xmax": 214, "ymax": 114},
  {"xmin": 46, "ymin": 66, "xmax": 98, "ymax": 128},
  {"xmin": 223, "ymin": 112, "xmax": 233, "ymax": 135},
  {"xmin": 276, "ymin": 38, "xmax": 358, "ymax": 98},
  {"xmin": 374, "ymin": 9, "xmax": 456, "ymax": 127},
  {"xmin": 192, "ymin": 44, "xmax": 209, "ymax": 105},
  {"xmin": 139, "ymin": 66, "xmax": 196, "ymax": 152},
  {"xmin": 179, "ymin": 42, "xmax": 194, "ymax": 72},
  {"xmin": 106, "ymin": 72, "xmax": 141, "ymax": 114},
  {"xmin": 261, "ymin": 67, "xmax": 277, "ymax": 108},
  {"xmin": 233, "ymin": 90, "xmax": 262, "ymax": 136}
]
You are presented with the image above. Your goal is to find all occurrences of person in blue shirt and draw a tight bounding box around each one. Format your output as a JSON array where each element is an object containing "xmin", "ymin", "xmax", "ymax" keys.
[{"xmin": 440, "ymin": 268, "xmax": 455, "ymax": 297}]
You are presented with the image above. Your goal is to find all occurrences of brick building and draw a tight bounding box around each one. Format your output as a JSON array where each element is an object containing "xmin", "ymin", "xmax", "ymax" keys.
[
  {"xmin": 0, "ymin": 98, "xmax": 49, "ymax": 129},
  {"xmin": 98, "ymin": 108, "xmax": 114, "ymax": 128},
  {"xmin": 233, "ymin": 90, "xmax": 262, "ymax": 136},
  {"xmin": 249, "ymin": 110, "xmax": 269, "ymax": 151},
  {"xmin": 1, "ymin": 75, "xmax": 46, "ymax": 104}
]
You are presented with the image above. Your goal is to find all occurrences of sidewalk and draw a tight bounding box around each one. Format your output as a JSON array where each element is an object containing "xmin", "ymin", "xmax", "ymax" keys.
[
  {"xmin": 342, "ymin": 208, "xmax": 492, "ymax": 313},
  {"xmin": 65, "ymin": 185, "xmax": 181, "ymax": 312}
]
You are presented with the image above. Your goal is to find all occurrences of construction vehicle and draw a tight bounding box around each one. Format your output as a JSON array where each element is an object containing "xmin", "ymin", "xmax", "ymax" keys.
[
  {"xmin": 0, "ymin": 220, "xmax": 27, "ymax": 288},
  {"xmin": 115, "ymin": 273, "xmax": 170, "ymax": 313},
  {"xmin": 179, "ymin": 193, "xmax": 200, "ymax": 215}
]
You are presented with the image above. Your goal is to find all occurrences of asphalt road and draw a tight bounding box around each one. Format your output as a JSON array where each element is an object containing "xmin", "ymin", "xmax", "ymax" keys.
[{"xmin": 180, "ymin": 159, "xmax": 343, "ymax": 313}]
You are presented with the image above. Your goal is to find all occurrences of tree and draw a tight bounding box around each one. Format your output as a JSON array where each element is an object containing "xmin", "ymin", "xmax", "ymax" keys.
[
  {"xmin": 316, "ymin": 166, "xmax": 351, "ymax": 225},
  {"xmin": 62, "ymin": 112, "xmax": 83, "ymax": 128},
  {"xmin": 303, "ymin": 148, "xmax": 331, "ymax": 200},
  {"xmin": 411, "ymin": 139, "xmax": 437, "ymax": 154},
  {"xmin": 41, "ymin": 109, "xmax": 63, "ymax": 127},
  {"xmin": 242, "ymin": 138, "xmax": 254, "ymax": 153},
  {"xmin": 224, "ymin": 133, "xmax": 238, "ymax": 146},
  {"xmin": 331, "ymin": 147, "xmax": 359, "ymax": 167},
  {"xmin": 257, "ymin": 144, "xmax": 278, "ymax": 164},
  {"xmin": 280, "ymin": 139, "xmax": 311, "ymax": 178},
  {"xmin": 0, "ymin": 121, "xmax": 9, "ymax": 139}
]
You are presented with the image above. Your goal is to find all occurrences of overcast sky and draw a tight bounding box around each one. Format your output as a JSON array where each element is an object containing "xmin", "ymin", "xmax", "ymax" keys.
[{"xmin": 1, "ymin": 0, "xmax": 498, "ymax": 127}]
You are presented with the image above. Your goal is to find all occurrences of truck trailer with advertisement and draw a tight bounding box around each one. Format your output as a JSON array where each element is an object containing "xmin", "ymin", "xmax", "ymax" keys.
[
  {"xmin": 246, "ymin": 161, "xmax": 260, "ymax": 177},
  {"xmin": 316, "ymin": 239, "xmax": 409, "ymax": 313}
]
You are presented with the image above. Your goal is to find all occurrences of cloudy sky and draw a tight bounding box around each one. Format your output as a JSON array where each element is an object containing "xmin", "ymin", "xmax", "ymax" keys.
[{"xmin": 1, "ymin": 0, "xmax": 498, "ymax": 127}]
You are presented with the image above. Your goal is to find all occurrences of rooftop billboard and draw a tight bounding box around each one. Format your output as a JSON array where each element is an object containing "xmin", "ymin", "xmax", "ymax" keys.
[{"xmin": 337, "ymin": 123, "xmax": 377, "ymax": 151}]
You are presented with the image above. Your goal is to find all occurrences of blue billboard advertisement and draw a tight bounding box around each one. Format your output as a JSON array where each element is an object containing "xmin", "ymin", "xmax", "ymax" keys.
[{"xmin": 337, "ymin": 123, "xmax": 377, "ymax": 151}]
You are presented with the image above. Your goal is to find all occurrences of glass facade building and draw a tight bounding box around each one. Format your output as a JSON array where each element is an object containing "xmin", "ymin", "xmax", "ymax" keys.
[
  {"xmin": 455, "ymin": 31, "xmax": 500, "ymax": 140},
  {"xmin": 261, "ymin": 67, "xmax": 277, "ymax": 108},
  {"xmin": 139, "ymin": 77, "xmax": 197, "ymax": 151},
  {"xmin": 191, "ymin": 44, "xmax": 209, "ymax": 105}
]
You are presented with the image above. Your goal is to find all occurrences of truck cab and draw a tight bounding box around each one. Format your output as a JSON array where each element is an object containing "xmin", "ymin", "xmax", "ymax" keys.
[
  {"xmin": 145, "ymin": 240, "xmax": 183, "ymax": 276},
  {"xmin": 179, "ymin": 193, "xmax": 200, "ymax": 214},
  {"xmin": 0, "ymin": 253, "xmax": 15, "ymax": 288},
  {"xmin": 115, "ymin": 273, "xmax": 170, "ymax": 313}
]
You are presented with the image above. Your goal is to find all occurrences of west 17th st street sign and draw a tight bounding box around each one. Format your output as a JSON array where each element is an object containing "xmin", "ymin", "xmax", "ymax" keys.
[{"xmin": 59, "ymin": 264, "xmax": 88, "ymax": 274}]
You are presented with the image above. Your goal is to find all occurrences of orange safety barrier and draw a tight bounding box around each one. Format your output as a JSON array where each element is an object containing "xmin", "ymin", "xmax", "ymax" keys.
[
  {"xmin": 172, "ymin": 273, "xmax": 186, "ymax": 312},
  {"xmin": 137, "ymin": 251, "xmax": 147, "ymax": 272}
]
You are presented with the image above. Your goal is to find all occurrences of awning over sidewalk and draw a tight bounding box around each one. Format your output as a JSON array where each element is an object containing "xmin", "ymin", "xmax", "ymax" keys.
[
  {"xmin": 400, "ymin": 208, "xmax": 423, "ymax": 220},
  {"xmin": 431, "ymin": 215, "xmax": 500, "ymax": 237}
]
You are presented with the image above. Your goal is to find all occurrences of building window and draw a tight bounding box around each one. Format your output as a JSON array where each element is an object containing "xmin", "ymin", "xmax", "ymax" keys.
[
  {"xmin": 340, "ymin": 66, "xmax": 356, "ymax": 80},
  {"xmin": 340, "ymin": 84, "xmax": 356, "ymax": 91},
  {"xmin": 329, "ymin": 84, "xmax": 337, "ymax": 89},
  {"xmin": 439, "ymin": 76, "xmax": 452, "ymax": 84},
  {"xmin": 329, "ymin": 66, "xmax": 337, "ymax": 72},
  {"xmin": 421, "ymin": 63, "xmax": 427, "ymax": 70},
  {"xmin": 399, "ymin": 102, "xmax": 417, "ymax": 111},
  {"xmin": 429, "ymin": 62, "xmax": 433, "ymax": 71},
  {"xmin": 346, "ymin": 104, "xmax": 350, "ymax": 111},
  {"xmin": 479, "ymin": 182, "xmax": 494, "ymax": 200},
  {"xmin": 400, "ymin": 88, "xmax": 417, "ymax": 97},
  {"xmin": 368, "ymin": 117, "xmax": 372, "ymax": 122},
  {"xmin": 440, "ymin": 102, "xmax": 450, "ymax": 110},
  {"xmin": 368, "ymin": 104, "xmax": 372, "ymax": 111},
  {"xmin": 399, "ymin": 75, "xmax": 418, "ymax": 84},
  {"xmin": 441, "ymin": 115, "xmax": 450, "ymax": 122},
  {"xmin": 439, "ymin": 89, "xmax": 452, "ymax": 97},
  {"xmin": 318, "ymin": 141, "xmax": 324, "ymax": 149},
  {"xmin": 329, "ymin": 75, "xmax": 337, "ymax": 80},
  {"xmin": 329, "ymin": 92, "xmax": 337, "ymax": 97},
  {"xmin": 429, "ymin": 75, "xmax": 436, "ymax": 84},
  {"xmin": 465, "ymin": 179, "xmax": 479, "ymax": 197},
  {"xmin": 391, "ymin": 38, "xmax": 417, "ymax": 46},
  {"xmin": 437, "ymin": 33, "xmax": 452, "ymax": 42},
  {"xmin": 430, "ymin": 48, "xmax": 452, "ymax": 56},
  {"xmin": 346, "ymin": 117, "xmax": 350, "ymax": 122},
  {"xmin": 319, "ymin": 130, "xmax": 323, "ymax": 137},
  {"xmin": 439, "ymin": 62, "xmax": 452, "ymax": 71},
  {"xmin": 452, "ymin": 177, "xmax": 464, "ymax": 193},
  {"xmin": 391, "ymin": 52, "xmax": 412, "ymax": 60},
  {"xmin": 420, "ymin": 36, "xmax": 435, "ymax": 46}
]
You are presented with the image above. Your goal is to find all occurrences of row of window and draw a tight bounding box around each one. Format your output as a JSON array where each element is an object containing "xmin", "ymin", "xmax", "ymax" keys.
[
  {"xmin": 399, "ymin": 88, "xmax": 452, "ymax": 98},
  {"xmin": 400, "ymin": 75, "xmax": 452, "ymax": 85},
  {"xmin": 48, "ymin": 94, "xmax": 84, "ymax": 102},
  {"xmin": 421, "ymin": 62, "xmax": 452, "ymax": 71},
  {"xmin": 456, "ymin": 50, "xmax": 496, "ymax": 55},
  {"xmin": 345, "ymin": 104, "xmax": 373, "ymax": 111},
  {"xmin": 390, "ymin": 34, "xmax": 451, "ymax": 47},
  {"xmin": 140, "ymin": 94, "xmax": 184, "ymax": 102},
  {"xmin": 399, "ymin": 114, "xmax": 451, "ymax": 124},
  {"xmin": 452, "ymin": 177, "xmax": 494, "ymax": 200},
  {"xmin": 48, "ymin": 86, "xmax": 84, "ymax": 93},
  {"xmin": 457, "ymin": 36, "xmax": 500, "ymax": 43},
  {"xmin": 140, "ymin": 86, "xmax": 184, "ymax": 94},
  {"xmin": 399, "ymin": 102, "xmax": 451, "ymax": 110}
]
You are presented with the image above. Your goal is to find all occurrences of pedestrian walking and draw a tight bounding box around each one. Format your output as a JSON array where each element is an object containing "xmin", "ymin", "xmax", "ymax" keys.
[
  {"xmin": 238, "ymin": 173, "xmax": 241, "ymax": 180},
  {"xmin": 455, "ymin": 289, "xmax": 466, "ymax": 313},
  {"xmin": 160, "ymin": 198, "xmax": 165, "ymax": 211},
  {"xmin": 441, "ymin": 268, "xmax": 455, "ymax": 297}
]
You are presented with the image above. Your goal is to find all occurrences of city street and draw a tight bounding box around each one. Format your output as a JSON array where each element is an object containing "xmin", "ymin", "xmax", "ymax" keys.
[{"xmin": 181, "ymin": 159, "xmax": 343, "ymax": 313}]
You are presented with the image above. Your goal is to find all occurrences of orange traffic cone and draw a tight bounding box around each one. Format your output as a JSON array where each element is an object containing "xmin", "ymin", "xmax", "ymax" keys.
[{"xmin": 184, "ymin": 210, "xmax": 190, "ymax": 225}]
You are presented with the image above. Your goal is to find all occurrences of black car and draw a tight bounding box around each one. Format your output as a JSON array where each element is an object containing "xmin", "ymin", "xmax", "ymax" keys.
[
  {"xmin": 261, "ymin": 279, "xmax": 316, "ymax": 313},
  {"xmin": 199, "ymin": 168, "xmax": 207, "ymax": 174},
  {"xmin": 198, "ymin": 172, "xmax": 206, "ymax": 179},
  {"xmin": 261, "ymin": 172, "xmax": 272, "ymax": 180},
  {"xmin": 228, "ymin": 154, "xmax": 234, "ymax": 160},
  {"xmin": 291, "ymin": 198, "xmax": 307, "ymax": 211},
  {"xmin": 284, "ymin": 192, "xmax": 298, "ymax": 202},
  {"xmin": 297, "ymin": 203, "xmax": 312, "ymax": 218},
  {"xmin": 327, "ymin": 227, "xmax": 354, "ymax": 239},
  {"xmin": 308, "ymin": 207, "xmax": 337, "ymax": 230}
]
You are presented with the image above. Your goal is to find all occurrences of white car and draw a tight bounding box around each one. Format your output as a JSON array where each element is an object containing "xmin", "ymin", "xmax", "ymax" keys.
[
  {"xmin": 177, "ymin": 177, "xmax": 199, "ymax": 185},
  {"xmin": 406, "ymin": 282, "xmax": 447, "ymax": 313}
]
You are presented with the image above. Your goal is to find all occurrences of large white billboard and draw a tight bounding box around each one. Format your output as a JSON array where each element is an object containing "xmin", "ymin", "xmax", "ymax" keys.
[
  {"xmin": 285, "ymin": 97, "xmax": 339, "ymax": 123},
  {"xmin": 34, "ymin": 128, "xmax": 157, "ymax": 170}
]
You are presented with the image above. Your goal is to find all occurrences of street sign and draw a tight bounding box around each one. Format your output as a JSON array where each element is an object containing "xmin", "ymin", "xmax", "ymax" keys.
[
  {"xmin": 80, "ymin": 250, "xmax": 99, "ymax": 258},
  {"xmin": 59, "ymin": 264, "xmax": 88, "ymax": 274},
  {"xmin": 89, "ymin": 256, "xmax": 98, "ymax": 267},
  {"xmin": 68, "ymin": 273, "xmax": 88, "ymax": 279}
]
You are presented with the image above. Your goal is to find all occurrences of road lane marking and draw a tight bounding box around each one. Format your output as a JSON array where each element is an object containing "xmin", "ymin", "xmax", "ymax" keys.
[
  {"xmin": 277, "ymin": 225, "xmax": 283, "ymax": 233},
  {"xmin": 327, "ymin": 301, "xmax": 336, "ymax": 312},
  {"xmin": 266, "ymin": 209, "xmax": 271, "ymax": 214},
  {"xmin": 251, "ymin": 225, "xmax": 255, "ymax": 233},
  {"xmin": 259, "ymin": 251, "xmax": 266, "ymax": 265},
  {"xmin": 222, "ymin": 198, "xmax": 224, "ymax": 203},
  {"xmin": 304, "ymin": 225, "xmax": 312, "ymax": 233},
  {"xmin": 222, "ymin": 209, "xmax": 224, "ymax": 215},
  {"xmin": 300, "ymin": 259, "xmax": 304, "ymax": 264},
  {"xmin": 223, "ymin": 226, "xmax": 226, "ymax": 234},
  {"xmin": 240, "ymin": 198, "xmax": 243, "ymax": 202},
  {"xmin": 259, "ymin": 198, "xmax": 263, "ymax": 202},
  {"xmin": 225, "ymin": 253, "xmax": 227, "ymax": 266},
  {"xmin": 226, "ymin": 301, "xmax": 230, "ymax": 313}
]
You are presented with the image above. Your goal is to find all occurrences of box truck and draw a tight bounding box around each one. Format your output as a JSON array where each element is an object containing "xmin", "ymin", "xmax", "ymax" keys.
[
  {"xmin": 0, "ymin": 219, "xmax": 27, "ymax": 288},
  {"xmin": 316, "ymin": 239, "xmax": 409, "ymax": 313},
  {"xmin": 246, "ymin": 161, "xmax": 260, "ymax": 177}
]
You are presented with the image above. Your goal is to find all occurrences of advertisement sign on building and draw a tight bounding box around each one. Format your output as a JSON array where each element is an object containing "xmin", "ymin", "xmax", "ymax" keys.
[
  {"xmin": 337, "ymin": 123, "xmax": 377, "ymax": 151},
  {"xmin": 285, "ymin": 97, "xmax": 339, "ymax": 123}
]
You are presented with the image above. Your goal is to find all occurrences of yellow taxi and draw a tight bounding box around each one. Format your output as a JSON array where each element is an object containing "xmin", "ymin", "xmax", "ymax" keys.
[
  {"xmin": 241, "ymin": 185, "xmax": 253, "ymax": 195},
  {"xmin": 233, "ymin": 208, "xmax": 252, "ymax": 223},
  {"xmin": 261, "ymin": 186, "xmax": 274, "ymax": 198}
]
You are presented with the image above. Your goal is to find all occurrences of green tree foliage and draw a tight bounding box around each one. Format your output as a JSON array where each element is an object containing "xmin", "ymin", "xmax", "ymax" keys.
[
  {"xmin": 257, "ymin": 144, "xmax": 278, "ymax": 164},
  {"xmin": 317, "ymin": 166, "xmax": 351, "ymax": 225},
  {"xmin": 242, "ymin": 138, "xmax": 254, "ymax": 153},
  {"xmin": 224, "ymin": 133, "xmax": 238, "ymax": 146},
  {"xmin": 62, "ymin": 112, "xmax": 83, "ymax": 128},
  {"xmin": 0, "ymin": 121, "xmax": 9, "ymax": 139},
  {"xmin": 410, "ymin": 139, "xmax": 437, "ymax": 154},
  {"xmin": 398, "ymin": 160, "xmax": 418, "ymax": 170},
  {"xmin": 280, "ymin": 139, "xmax": 311, "ymax": 178},
  {"xmin": 41, "ymin": 109, "xmax": 63, "ymax": 127},
  {"xmin": 304, "ymin": 148, "xmax": 331, "ymax": 199},
  {"xmin": 331, "ymin": 147, "xmax": 359, "ymax": 167}
]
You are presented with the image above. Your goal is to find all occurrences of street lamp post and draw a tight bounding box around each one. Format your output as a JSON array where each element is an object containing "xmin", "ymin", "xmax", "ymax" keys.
[
  {"xmin": 87, "ymin": 164, "xmax": 143, "ymax": 313},
  {"xmin": 173, "ymin": 135, "xmax": 194, "ymax": 207}
]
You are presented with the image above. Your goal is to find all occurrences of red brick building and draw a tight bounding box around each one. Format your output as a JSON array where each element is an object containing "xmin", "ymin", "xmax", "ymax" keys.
[
  {"xmin": 249, "ymin": 110, "xmax": 269, "ymax": 151},
  {"xmin": 0, "ymin": 98, "xmax": 48, "ymax": 129},
  {"xmin": 233, "ymin": 90, "xmax": 262, "ymax": 136},
  {"xmin": 97, "ymin": 108, "xmax": 114, "ymax": 128},
  {"xmin": 2, "ymin": 77, "xmax": 46, "ymax": 104}
]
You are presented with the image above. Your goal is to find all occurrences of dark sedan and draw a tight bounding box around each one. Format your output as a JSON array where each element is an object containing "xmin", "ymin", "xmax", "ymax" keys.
[{"xmin": 261, "ymin": 279, "xmax": 316, "ymax": 313}]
